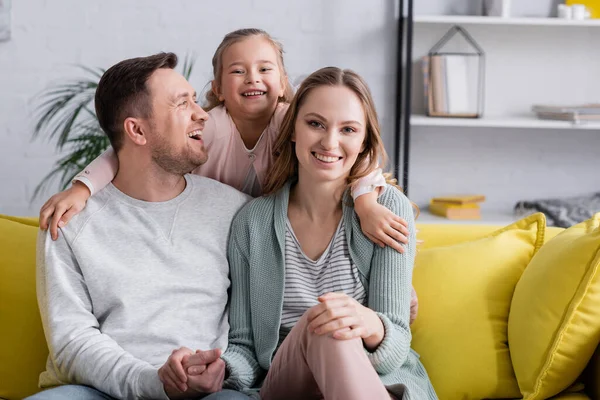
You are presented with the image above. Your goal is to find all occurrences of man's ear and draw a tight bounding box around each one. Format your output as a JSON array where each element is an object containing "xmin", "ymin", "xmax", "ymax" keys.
[
  {"xmin": 123, "ymin": 117, "xmax": 147, "ymax": 146},
  {"xmin": 211, "ymin": 80, "xmax": 224, "ymax": 102}
]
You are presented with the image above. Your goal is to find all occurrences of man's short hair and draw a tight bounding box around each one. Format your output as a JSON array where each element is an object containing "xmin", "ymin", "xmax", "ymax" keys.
[{"xmin": 95, "ymin": 52, "xmax": 178, "ymax": 152}]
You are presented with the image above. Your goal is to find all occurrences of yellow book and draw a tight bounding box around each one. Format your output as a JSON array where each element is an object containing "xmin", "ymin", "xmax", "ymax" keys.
[
  {"xmin": 430, "ymin": 194, "xmax": 486, "ymax": 205},
  {"xmin": 429, "ymin": 201, "xmax": 481, "ymax": 220}
]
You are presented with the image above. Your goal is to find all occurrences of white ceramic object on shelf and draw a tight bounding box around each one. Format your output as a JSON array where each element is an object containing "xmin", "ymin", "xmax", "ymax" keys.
[
  {"xmin": 558, "ymin": 4, "xmax": 573, "ymax": 19},
  {"xmin": 571, "ymin": 4, "xmax": 589, "ymax": 20},
  {"xmin": 483, "ymin": 0, "xmax": 511, "ymax": 18}
]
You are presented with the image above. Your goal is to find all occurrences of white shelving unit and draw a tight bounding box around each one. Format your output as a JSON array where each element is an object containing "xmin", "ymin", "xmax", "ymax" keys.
[
  {"xmin": 411, "ymin": 115, "xmax": 600, "ymax": 130},
  {"xmin": 412, "ymin": 14, "xmax": 600, "ymax": 132},
  {"xmin": 414, "ymin": 15, "xmax": 600, "ymax": 27},
  {"xmin": 404, "ymin": 13, "xmax": 600, "ymax": 225}
]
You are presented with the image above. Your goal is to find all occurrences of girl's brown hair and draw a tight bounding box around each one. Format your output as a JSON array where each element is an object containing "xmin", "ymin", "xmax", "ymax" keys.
[
  {"xmin": 204, "ymin": 28, "xmax": 295, "ymax": 111},
  {"xmin": 263, "ymin": 66, "xmax": 399, "ymax": 196}
]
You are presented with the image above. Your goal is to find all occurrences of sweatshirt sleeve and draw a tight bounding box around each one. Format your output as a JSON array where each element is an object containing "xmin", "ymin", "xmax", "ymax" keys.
[
  {"xmin": 36, "ymin": 230, "xmax": 168, "ymax": 400},
  {"xmin": 364, "ymin": 188, "xmax": 417, "ymax": 374},
  {"xmin": 221, "ymin": 216, "xmax": 263, "ymax": 390},
  {"xmin": 72, "ymin": 147, "xmax": 118, "ymax": 196},
  {"xmin": 350, "ymin": 167, "xmax": 386, "ymax": 200}
]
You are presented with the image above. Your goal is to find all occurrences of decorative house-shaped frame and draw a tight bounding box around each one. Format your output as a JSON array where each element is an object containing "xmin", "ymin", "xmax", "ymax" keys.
[{"xmin": 426, "ymin": 25, "xmax": 485, "ymax": 118}]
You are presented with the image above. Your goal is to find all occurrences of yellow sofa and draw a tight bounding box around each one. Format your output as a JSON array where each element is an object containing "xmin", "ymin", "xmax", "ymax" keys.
[{"xmin": 1, "ymin": 214, "xmax": 599, "ymax": 400}]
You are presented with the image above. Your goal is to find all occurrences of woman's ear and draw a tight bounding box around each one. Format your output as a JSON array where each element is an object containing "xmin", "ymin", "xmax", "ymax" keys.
[
  {"xmin": 123, "ymin": 117, "xmax": 147, "ymax": 146},
  {"xmin": 211, "ymin": 80, "xmax": 224, "ymax": 102},
  {"xmin": 291, "ymin": 129, "xmax": 296, "ymax": 143}
]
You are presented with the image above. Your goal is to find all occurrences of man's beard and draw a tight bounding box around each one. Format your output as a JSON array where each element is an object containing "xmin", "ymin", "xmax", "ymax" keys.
[{"xmin": 151, "ymin": 139, "xmax": 208, "ymax": 175}]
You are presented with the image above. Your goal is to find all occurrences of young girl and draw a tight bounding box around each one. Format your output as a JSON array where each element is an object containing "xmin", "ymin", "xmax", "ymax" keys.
[
  {"xmin": 182, "ymin": 67, "xmax": 437, "ymax": 399},
  {"xmin": 39, "ymin": 29, "xmax": 410, "ymax": 256}
]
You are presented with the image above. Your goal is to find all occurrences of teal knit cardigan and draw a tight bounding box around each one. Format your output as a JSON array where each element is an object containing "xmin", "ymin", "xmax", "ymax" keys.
[{"xmin": 221, "ymin": 181, "xmax": 437, "ymax": 399}]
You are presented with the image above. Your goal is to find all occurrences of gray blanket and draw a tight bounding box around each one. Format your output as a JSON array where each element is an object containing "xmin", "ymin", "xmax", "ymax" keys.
[{"xmin": 515, "ymin": 192, "xmax": 600, "ymax": 228}]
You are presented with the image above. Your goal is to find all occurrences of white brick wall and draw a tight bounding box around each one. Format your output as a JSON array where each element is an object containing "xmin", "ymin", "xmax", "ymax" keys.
[{"xmin": 0, "ymin": 0, "xmax": 598, "ymax": 216}]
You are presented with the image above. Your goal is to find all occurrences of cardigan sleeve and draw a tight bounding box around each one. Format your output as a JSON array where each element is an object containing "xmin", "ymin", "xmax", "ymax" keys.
[
  {"xmin": 221, "ymin": 216, "xmax": 263, "ymax": 390},
  {"xmin": 364, "ymin": 187, "xmax": 417, "ymax": 374}
]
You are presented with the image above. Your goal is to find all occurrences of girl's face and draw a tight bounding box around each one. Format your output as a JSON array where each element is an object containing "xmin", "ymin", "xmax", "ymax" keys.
[
  {"xmin": 293, "ymin": 85, "xmax": 366, "ymax": 185},
  {"xmin": 215, "ymin": 35, "xmax": 285, "ymax": 118}
]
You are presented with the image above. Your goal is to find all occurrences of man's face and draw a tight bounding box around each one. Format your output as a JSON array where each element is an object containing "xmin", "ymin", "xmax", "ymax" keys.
[{"xmin": 144, "ymin": 68, "xmax": 209, "ymax": 174}]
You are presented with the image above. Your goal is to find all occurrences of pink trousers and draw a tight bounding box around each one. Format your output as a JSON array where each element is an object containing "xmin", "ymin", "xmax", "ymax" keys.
[{"xmin": 260, "ymin": 313, "xmax": 396, "ymax": 400}]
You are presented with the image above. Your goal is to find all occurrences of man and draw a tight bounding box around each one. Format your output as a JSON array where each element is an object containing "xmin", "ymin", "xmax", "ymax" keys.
[{"xmin": 27, "ymin": 53, "xmax": 250, "ymax": 400}]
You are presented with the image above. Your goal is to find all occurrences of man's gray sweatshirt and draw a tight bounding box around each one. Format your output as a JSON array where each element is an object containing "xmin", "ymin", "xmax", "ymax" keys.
[{"xmin": 36, "ymin": 175, "xmax": 249, "ymax": 399}]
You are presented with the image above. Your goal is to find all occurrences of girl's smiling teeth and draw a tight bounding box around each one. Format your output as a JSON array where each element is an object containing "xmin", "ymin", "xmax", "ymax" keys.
[
  {"xmin": 313, "ymin": 152, "xmax": 342, "ymax": 163},
  {"xmin": 187, "ymin": 130, "xmax": 203, "ymax": 140},
  {"xmin": 242, "ymin": 91, "xmax": 266, "ymax": 97}
]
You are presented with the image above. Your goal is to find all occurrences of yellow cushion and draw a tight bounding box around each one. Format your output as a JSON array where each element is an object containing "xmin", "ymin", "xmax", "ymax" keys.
[
  {"xmin": 416, "ymin": 223, "xmax": 563, "ymax": 250},
  {"xmin": 0, "ymin": 215, "xmax": 48, "ymax": 400},
  {"xmin": 508, "ymin": 213, "xmax": 600, "ymax": 399},
  {"xmin": 0, "ymin": 215, "xmax": 39, "ymax": 227},
  {"xmin": 411, "ymin": 213, "xmax": 546, "ymax": 399}
]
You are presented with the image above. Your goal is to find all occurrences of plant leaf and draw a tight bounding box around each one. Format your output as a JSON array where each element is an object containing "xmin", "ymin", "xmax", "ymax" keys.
[{"xmin": 181, "ymin": 53, "xmax": 197, "ymax": 81}]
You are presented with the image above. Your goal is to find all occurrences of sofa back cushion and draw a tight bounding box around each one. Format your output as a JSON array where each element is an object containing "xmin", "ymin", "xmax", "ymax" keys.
[
  {"xmin": 0, "ymin": 215, "xmax": 47, "ymax": 400},
  {"xmin": 411, "ymin": 213, "xmax": 546, "ymax": 399},
  {"xmin": 416, "ymin": 222, "xmax": 563, "ymax": 249}
]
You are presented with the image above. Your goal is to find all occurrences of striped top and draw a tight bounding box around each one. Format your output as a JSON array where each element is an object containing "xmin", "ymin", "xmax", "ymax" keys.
[{"xmin": 280, "ymin": 218, "xmax": 367, "ymax": 341}]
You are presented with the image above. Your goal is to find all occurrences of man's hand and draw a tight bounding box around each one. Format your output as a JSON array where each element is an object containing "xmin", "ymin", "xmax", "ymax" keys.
[
  {"xmin": 182, "ymin": 349, "xmax": 226, "ymax": 393},
  {"xmin": 187, "ymin": 358, "xmax": 226, "ymax": 393},
  {"xmin": 159, "ymin": 347, "xmax": 195, "ymax": 394}
]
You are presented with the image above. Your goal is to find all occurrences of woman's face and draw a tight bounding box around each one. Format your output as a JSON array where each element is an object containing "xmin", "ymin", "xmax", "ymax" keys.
[{"xmin": 293, "ymin": 85, "xmax": 366, "ymax": 185}]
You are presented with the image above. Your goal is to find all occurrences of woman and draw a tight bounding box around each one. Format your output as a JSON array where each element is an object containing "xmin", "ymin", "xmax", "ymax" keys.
[{"xmin": 190, "ymin": 67, "xmax": 437, "ymax": 399}]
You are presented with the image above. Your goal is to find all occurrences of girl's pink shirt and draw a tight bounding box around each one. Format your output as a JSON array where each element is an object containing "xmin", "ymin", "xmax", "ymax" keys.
[
  {"xmin": 73, "ymin": 103, "xmax": 384, "ymax": 197},
  {"xmin": 196, "ymin": 102, "xmax": 287, "ymax": 194}
]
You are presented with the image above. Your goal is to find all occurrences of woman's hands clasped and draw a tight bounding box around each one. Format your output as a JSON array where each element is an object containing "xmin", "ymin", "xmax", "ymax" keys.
[{"xmin": 305, "ymin": 292, "xmax": 385, "ymax": 351}]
